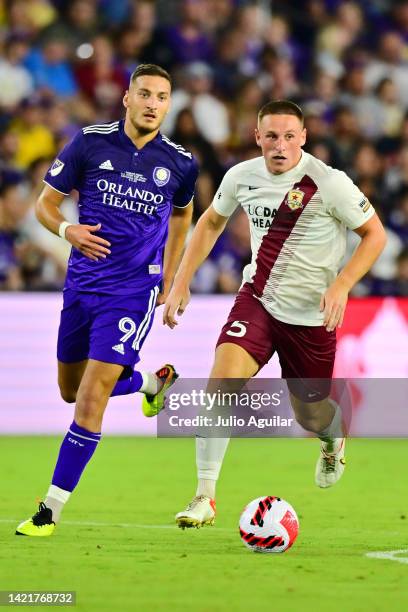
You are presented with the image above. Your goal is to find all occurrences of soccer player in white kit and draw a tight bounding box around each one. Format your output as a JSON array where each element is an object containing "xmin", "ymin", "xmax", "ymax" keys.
[{"xmin": 164, "ymin": 100, "xmax": 387, "ymax": 528}]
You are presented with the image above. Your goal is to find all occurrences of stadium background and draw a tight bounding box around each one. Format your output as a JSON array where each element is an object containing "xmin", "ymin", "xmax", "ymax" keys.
[
  {"xmin": 0, "ymin": 0, "xmax": 407, "ymax": 296},
  {"xmin": 0, "ymin": 0, "xmax": 407, "ymax": 427},
  {"xmin": 0, "ymin": 3, "xmax": 408, "ymax": 611}
]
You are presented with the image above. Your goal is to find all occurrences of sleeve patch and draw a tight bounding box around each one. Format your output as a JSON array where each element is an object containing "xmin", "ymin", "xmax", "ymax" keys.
[
  {"xmin": 49, "ymin": 159, "xmax": 65, "ymax": 177},
  {"xmin": 359, "ymin": 197, "xmax": 372, "ymax": 213}
]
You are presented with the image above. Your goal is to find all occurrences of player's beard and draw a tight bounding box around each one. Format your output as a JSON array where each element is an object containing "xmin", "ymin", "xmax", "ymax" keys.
[{"xmin": 131, "ymin": 116, "xmax": 160, "ymax": 136}]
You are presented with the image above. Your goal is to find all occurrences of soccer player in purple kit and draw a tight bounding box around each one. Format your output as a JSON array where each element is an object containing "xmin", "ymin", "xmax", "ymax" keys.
[{"xmin": 15, "ymin": 64, "xmax": 198, "ymax": 537}]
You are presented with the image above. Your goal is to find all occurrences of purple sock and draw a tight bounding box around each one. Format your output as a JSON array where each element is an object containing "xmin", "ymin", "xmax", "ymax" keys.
[
  {"xmin": 111, "ymin": 370, "xmax": 143, "ymax": 397},
  {"xmin": 51, "ymin": 421, "xmax": 101, "ymax": 492}
]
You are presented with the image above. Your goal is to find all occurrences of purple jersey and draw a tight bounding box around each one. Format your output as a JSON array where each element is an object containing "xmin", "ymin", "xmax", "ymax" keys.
[{"xmin": 45, "ymin": 120, "xmax": 198, "ymax": 295}]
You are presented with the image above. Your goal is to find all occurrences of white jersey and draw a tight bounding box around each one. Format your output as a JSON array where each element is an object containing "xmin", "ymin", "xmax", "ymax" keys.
[{"xmin": 212, "ymin": 151, "xmax": 375, "ymax": 326}]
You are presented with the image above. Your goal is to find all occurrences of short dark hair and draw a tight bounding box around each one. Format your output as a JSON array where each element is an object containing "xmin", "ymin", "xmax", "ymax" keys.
[
  {"xmin": 130, "ymin": 64, "xmax": 172, "ymax": 87},
  {"xmin": 258, "ymin": 100, "xmax": 304, "ymax": 125}
]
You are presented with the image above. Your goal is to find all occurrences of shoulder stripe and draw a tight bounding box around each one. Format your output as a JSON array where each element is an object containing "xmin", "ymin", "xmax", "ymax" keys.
[
  {"xmin": 83, "ymin": 124, "xmax": 119, "ymax": 131},
  {"xmin": 161, "ymin": 135, "xmax": 192, "ymax": 159},
  {"xmin": 83, "ymin": 121, "xmax": 119, "ymax": 131},
  {"xmin": 83, "ymin": 128, "xmax": 119, "ymax": 134},
  {"xmin": 83, "ymin": 122, "xmax": 119, "ymax": 134},
  {"xmin": 82, "ymin": 127, "xmax": 119, "ymax": 136},
  {"xmin": 83, "ymin": 125, "xmax": 119, "ymax": 132}
]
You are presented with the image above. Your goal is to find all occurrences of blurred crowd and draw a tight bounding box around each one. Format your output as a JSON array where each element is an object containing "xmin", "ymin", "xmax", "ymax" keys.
[{"xmin": 0, "ymin": 0, "xmax": 407, "ymax": 296}]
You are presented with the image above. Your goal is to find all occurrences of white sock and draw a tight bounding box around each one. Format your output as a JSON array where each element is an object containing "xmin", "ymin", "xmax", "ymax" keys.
[
  {"xmin": 196, "ymin": 436, "xmax": 230, "ymax": 499},
  {"xmin": 44, "ymin": 484, "xmax": 71, "ymax": 523},
  {"xmin": 318, "ymin": 400, "xmax": 343, "ymax": 452},
  {"xmin": 140, "ymin": 371, "xmax": 161, "ymax": 395}
]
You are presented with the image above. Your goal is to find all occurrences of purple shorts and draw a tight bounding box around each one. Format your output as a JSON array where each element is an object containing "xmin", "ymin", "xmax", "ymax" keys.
[{"xmin": 57, "ymin": 287, "xmax": 159, "ymax": 367}]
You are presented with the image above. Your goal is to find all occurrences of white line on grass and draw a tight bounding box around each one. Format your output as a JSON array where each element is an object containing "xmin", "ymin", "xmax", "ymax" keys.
[
  {"xmin": 366, "ymin": 550, "xmax": 408, "ymax": 565},
  {"xmin": 0, "ymin": 519, "xmax": 231, "ymax": 532}
]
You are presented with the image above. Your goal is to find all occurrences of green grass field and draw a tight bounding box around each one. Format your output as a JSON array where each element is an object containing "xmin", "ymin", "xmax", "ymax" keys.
[{"xmin": 1, "ymin": 437, "xmax": 407, "ymax": 611}]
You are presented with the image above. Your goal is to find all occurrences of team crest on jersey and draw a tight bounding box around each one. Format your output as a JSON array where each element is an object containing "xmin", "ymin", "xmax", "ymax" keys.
[
  {"xmin": 153, "ymin": 167, "xmax": 171, "ymax": 187},
  {"xmin": 49, "ymin": 158, "xmax": 65, "ymax": 177},
  {"xmin": 286, "ymin": 189, "xmax": 305, "ymax": 211}
]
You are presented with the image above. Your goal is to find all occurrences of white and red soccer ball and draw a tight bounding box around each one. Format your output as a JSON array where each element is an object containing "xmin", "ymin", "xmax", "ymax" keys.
[{"xmin": 239, "ymin": 496, "xmax": 299, "ymax": 553}]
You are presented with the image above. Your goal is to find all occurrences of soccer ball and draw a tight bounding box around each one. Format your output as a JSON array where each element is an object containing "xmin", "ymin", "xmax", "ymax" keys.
[{"xmin": 239, "ymin": 496, "xmax": 299, "ymax": 553}]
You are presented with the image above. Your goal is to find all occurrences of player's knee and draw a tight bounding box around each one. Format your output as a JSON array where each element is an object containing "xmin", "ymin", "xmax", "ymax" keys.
[
  {"xmin": 76, "ymin": 391, "xmax": 101, "ymax": 414},
  {"xmin": 74, "ymin": 412, "xmax": 101, "ymax": 431},
  {"xmin": 75, "ymin": 381, "xmax": 110, "ymax": 415},
  {"xmin": 74, "ymin": 398, "xmax": 103, "ymax": 429}
]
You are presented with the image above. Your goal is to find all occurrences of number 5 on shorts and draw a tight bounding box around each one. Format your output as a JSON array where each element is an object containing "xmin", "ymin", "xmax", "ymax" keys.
[{"xmin": 226, "ymin": 320, "xmax": 248, "ymax": 338}]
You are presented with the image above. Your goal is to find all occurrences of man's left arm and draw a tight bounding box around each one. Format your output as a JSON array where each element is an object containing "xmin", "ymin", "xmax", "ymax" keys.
[
  {"xmin": 157, "ymin": 200, "xmax": 193, "ymax": 306},
  {"xmin": 321, "ymin": 214, "xmax": 387, "ymax": 331}
]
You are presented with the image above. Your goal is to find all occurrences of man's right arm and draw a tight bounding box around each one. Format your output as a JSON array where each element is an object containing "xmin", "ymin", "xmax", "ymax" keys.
[
  {"xmin": 163, "ymin": 205, "xmax": 228, "ymax": 328},
  {"xmin": 36, "ymin": 184, "xmax": 111, "ymax": 261}
]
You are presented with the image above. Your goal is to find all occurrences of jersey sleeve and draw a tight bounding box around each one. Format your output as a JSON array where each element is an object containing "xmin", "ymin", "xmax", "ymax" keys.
[
  {"xmin": 43, "ymin": 130, "xmax": 86, "ymax": 195},
  {"xmin": 212, "ymin": 166, "xmax": 239, "ymax": 217},
  {"xmin": 326, "ymin": 169, "xmax": 375, "ymax": 229},
  {"xmin": 173, "ymin": 157, "xmax": 199, "ymax": 208}
]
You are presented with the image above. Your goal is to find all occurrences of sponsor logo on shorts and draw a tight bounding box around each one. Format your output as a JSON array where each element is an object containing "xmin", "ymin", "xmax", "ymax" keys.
[
  {"xmin": 112, "ymin": 343, "xmax": 125, "ymax": 355},
  {"xmin": 153, "ymin": 167, "xmax": 171, "ymax": 187},
  {"xmin": 286, "ymin": 189, "xmax": 305, "ymax": 211},
  {"xmin": 49, "ymin": 159, "xmax": 65, "ymax": 177}
]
